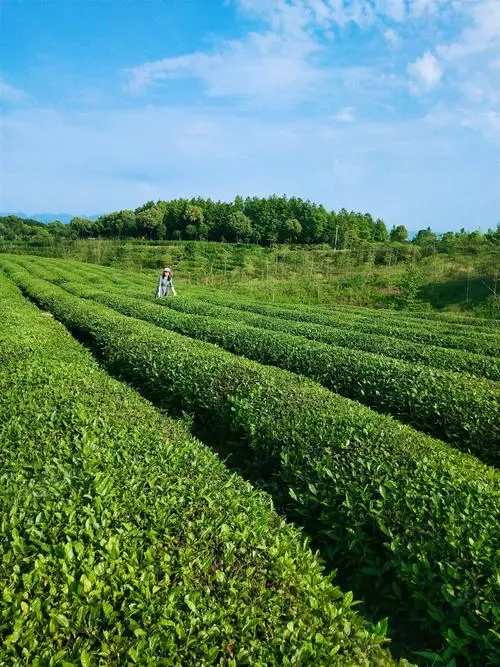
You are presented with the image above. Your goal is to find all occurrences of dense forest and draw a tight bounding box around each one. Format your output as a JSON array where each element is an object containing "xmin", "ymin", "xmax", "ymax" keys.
[{"xmin": 1, "ymin": 195, "xmax": 498, "ymax": 253}]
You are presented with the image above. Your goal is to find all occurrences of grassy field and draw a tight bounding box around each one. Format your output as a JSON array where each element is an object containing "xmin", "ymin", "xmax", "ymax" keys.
[
  {"xmin": 2, "ymin": 238, "xmax": 499, "ymax": 316},
  {"xmin": 1, "ymin": 253, "xmax": 499, "ymax": 665}
]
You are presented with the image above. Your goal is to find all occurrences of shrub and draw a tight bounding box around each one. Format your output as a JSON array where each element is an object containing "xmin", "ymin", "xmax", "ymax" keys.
[
  {"xmin": 0, "ymin": 275, "xmax": 398, "ymax": 665},
  {"xmin": 201, "ymin": 294, "xmax": 500, "ymax": 357},
  {"xmin": 53, "ymin": 280, "xmax": 500, "ymax": 463},
  {"xmin": 3, "ymin": 261, "xmax": 499, "ymax": 665}
]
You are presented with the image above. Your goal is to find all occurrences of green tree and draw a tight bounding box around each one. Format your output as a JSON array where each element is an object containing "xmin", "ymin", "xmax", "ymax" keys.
[
  {"xmin": 185, "ymin": 224, "xmax": 197, "ymax": 239},
  {"xmin": 357, "ymin": 213, "xmax": 374, "ymax": 241},
  {"xmin": 390, "ymin": 225, "xmax": 409, "ymax": 243},
  {"xmin": 485, "ymin": 223, "xmax": 500, "ymax": 244},
  {"xmin": 414, "ymin": 226, "xmax": 437, "ymax": 256},
  {"xmin": 396, "ymin": 265, "xmax": 423, "ymax": 310},
  {"xmin": 414, "ymin": 227, "xmax": 437, "ymax": 245},
  {"xmin": 46, "ymin": 221, "xmax": 70, "ymax": 240},
  {"xmin": 439, "ymin": 231, "xmax": 456, "ymax": 253},
  {"xmin": 69, "ymin": 216, "xmax": 95, "ymax": 239},
  {"xmin": 227, "ymin": 211, "xmax": 252, "ymax": 242},
  {"xmin": 373, "ymin": 218, "xmax": 389, "ymax": 242},
  {"xmin": 120, "ymin": 210, "xmax": 137, "ymax": 237},
  {"xmin": 198, "ymin": 222, "xmax": 209, "ymax": 240},
  {"xmin": 136, "ymin": 207, "xmax": 164, "ymax": 239},
  {"xmin": 30, "ymin": 228, "xmax": 52, "ymax": 246},
  {"xmin": 279, "ymin": 218, "xmax": 302, "ymax": 244},
  {"xmin": 184, "ymin": 204, "xmax": 204, "ymax": 226}
]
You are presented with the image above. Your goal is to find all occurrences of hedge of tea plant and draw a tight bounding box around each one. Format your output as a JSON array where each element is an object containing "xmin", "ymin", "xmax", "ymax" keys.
[
  {"xmin": 3, "ymin": 262, "xmax": 499, "ymax": 665},
  {"xmin": 273, "ymin": 300, "xmax": 500, "ymax": 331},
  {"xmin": 42, "ymin": 277, "xmax": 500, "ymax": 464},
  {"xmin": 31, "ymin": 254, "xmax": 496, "ymax": 382},
  {"xmin": 249, "ymin": 298, "xmax": 500, "ymax": 334},
  {"xmin": 0, "ymin": 274, "xmax": 402, "ymax": 666},
  {"xmin": 200, "ymin": 295, "xmax": 500, "ymax": 357},
  {"xmin": 26, "ymin": 254, "xmax": 500, "ymax": 358},
  {"xmin": 142, "ymin": 292, "xmax": 499, "ymax": 381},
  {"xmin": 198, "ymin": 290, "xmax": 500, "ymax": 340},
  {"xmin": 15, "ymin": 253, "xmax": 499, "ymax": 336},
  {"xmin": 9, "ymin": 259, "xmax": 499, "ymax": 456}
]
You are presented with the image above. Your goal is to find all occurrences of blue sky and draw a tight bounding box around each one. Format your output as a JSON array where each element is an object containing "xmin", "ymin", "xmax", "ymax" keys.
[{"xmin": 1, "ymin": 0, "xmax": 499, "ymax": 232}]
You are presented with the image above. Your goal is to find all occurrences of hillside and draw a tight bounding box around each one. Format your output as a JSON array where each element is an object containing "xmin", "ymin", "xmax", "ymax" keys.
[{"xmin": 2, "ymin": 238, "xmax": 498, "ymax": 317}]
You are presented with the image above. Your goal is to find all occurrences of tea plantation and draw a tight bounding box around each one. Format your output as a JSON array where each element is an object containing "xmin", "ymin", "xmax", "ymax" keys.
[{"xmin": 1, "ymin": 254, "xmax": 499, "ymax": 666}]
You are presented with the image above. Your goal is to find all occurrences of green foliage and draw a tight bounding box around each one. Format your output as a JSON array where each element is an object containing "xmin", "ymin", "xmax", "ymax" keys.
[
  {"xmin": 185, "ymin": 223, "xmax": 198, "ymax": 239},
  {"xmin": 390, "ymin": 225, "xmax": 409, "ymax": 243},
  {"xmin": 136, "ymin": 205, "xmax": 164, "ymax": 239},
  {"xmin": 396, "ymin": 265, "xmax": 424, "ymax": 310},
  {"xmin": 280, "ymin": 218, "xmax": 302, "ymax": 244},
  {"xmin": 29, "ymin": 228, "xmax": 52, "ymax": 246},
  {"xmin": 4, "ymin": 234, "xmax": 499, "ymax": 318},
  {"xmin": 183, "ymin": 203, "xmax": 204, "ymax": 225},
  {"xmin": 306, "ymin": 299, "xmax": 500, "ymax": 329},
  {"xmin": 168, "ymin": 295, "xmax": 499, "ymax": 379},
  {"xmin": 373, "ymin": 219, "xmax": 390, "ymax": 243},
  {"xmin": 3, "ymin": 257, "xmax": 499, "ymax": 664},
  {"xmin": 201, "ymin": 294, "xmax": 500, "ymax": 357},
  {"xmin": 2, "ymin": 205, "xmax": 499, "ymax": 268},
  {"xmin": 0, "ymin": 274, "xmax": 398, "ymax": 666},
  {"xmin": 32, "ymin": 271, "xmax": 499, "ymax": 463},
  {"xmin": 227, "ymin": 211, "xmax": 253, "ymax": 243},
  {"xmin": 69, "ymin": 216, "xmax": 97, "ymax": 239},
  {"xmin": 184, "ymin": 241, "xmax": 197, "ymax": 258}
]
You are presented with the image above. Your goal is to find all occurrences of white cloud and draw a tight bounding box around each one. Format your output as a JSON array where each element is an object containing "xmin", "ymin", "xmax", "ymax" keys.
[
  {"xmin": 2, "ymin": 103, "xmax": 498, "ymax": 232},
  {"xmin": 408, "ymin": 51, "xmax": 443, "ymax": 90},
  {"xmin": 425, "ymin": 106, "xmax": 500, "ymax": 146},
  {"xmin": 375, "ymin": 0, "xmax": 405, "ymax": 22},
  {"xmin": 127, "ymin": 0, "xmax": 453, "ymax": 101},
  {"xmin": 431, "ymin": 1, "xmax": 500, "ymax": 118},
  {"xmin": 384, "ymin": 28, "xmax": 402, "ymax": 47},
  {"xmin": 408, "ymin": 0, "xmax": 444, "ymax": 17},
  {"xmin": 4, "ymin": 0, "xmax": 499, "ymax": 232},
  {"xmin": 127, "ymin": 1, "xmax": 323, "ymax": 102},
  {"xmin": 438, "ymin": 0, "xmax": 500, "ymax": 61},
  {"xmin": 335, "ymin": 106, "xmax": 354, "ymax": 121},
  {"xmin": 0, "ymin": 77, "xmax": 27, "ymax": 103},
  {"xmin": 126, "ymin": 0, "xmax": 496, "ymax": 107},
  {"xmin": 127, "ymin": 29, "xmax": 322, "ymax": 102}
]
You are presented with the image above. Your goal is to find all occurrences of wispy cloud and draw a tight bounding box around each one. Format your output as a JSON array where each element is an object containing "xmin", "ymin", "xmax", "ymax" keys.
[
  {"xmin": 408, "ymin": 51, "xmax": 443, "ymax": 91},
  {"xmin": 335, "ymin": 106, "xmax": 354, "ymax": 122},
  {"xmin": 3, "ymin": 103, "xmax": 498, "ymax": 232},
  {"xmin": 438, "ymin": 0, "xmax": 500, "ymax": 61},
  {"xmin": 384, "ymin": 28, "xmax": 402, "ymax": 48},
  {"xmin": 126, "ymin": 1, "xmax": 329, "ymax": 103},
  {"xmin": 127, "ymin": 31, "xmax": 322, "ymax": 102},
  {"xmin": 125, "ymin": 0, "xmax": 409, "ymax": 101},
  {"xmin": 0, "ymin": 76, "xmax": 27, "ymax": 103},
  {"xmin": 126, "ymin": 0, "xmax": 499, "ymax": 117}
]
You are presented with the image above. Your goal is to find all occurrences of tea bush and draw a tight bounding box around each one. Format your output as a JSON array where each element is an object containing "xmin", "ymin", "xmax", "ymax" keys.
[
  {"xmin": 202, "ymin": 295, "xmax": 500, "ymax": 357},
  {"xmin": 50, "ymin": 278, "xmax": 499, "ymax": 464},
  {"xmin": 27, "ymin": 253, "xmax": 497, "ymax": 381},
  {"xmin": 0, "ymin": 275, "xmax": 399, "ymax": 665},
  {"xmin": 3, "ymin": 261, "xmax": 499, "ymax": 665}
]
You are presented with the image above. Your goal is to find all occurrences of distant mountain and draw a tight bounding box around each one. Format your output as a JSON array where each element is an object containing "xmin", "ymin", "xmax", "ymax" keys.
[{"xmin": 0, "ymin": 212, "xmax": 100, "ymax": 224}]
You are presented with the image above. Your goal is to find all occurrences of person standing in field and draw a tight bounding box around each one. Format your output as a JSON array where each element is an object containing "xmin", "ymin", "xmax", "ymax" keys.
[{"xmin": 156, "ymin": 267, "xmax": 177, "ymax": 297}]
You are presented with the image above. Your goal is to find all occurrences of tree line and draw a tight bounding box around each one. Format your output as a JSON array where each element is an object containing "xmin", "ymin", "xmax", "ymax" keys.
[{"xmin": 1, "ymin": 195, "xmax": 498, "ymax": 253}]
